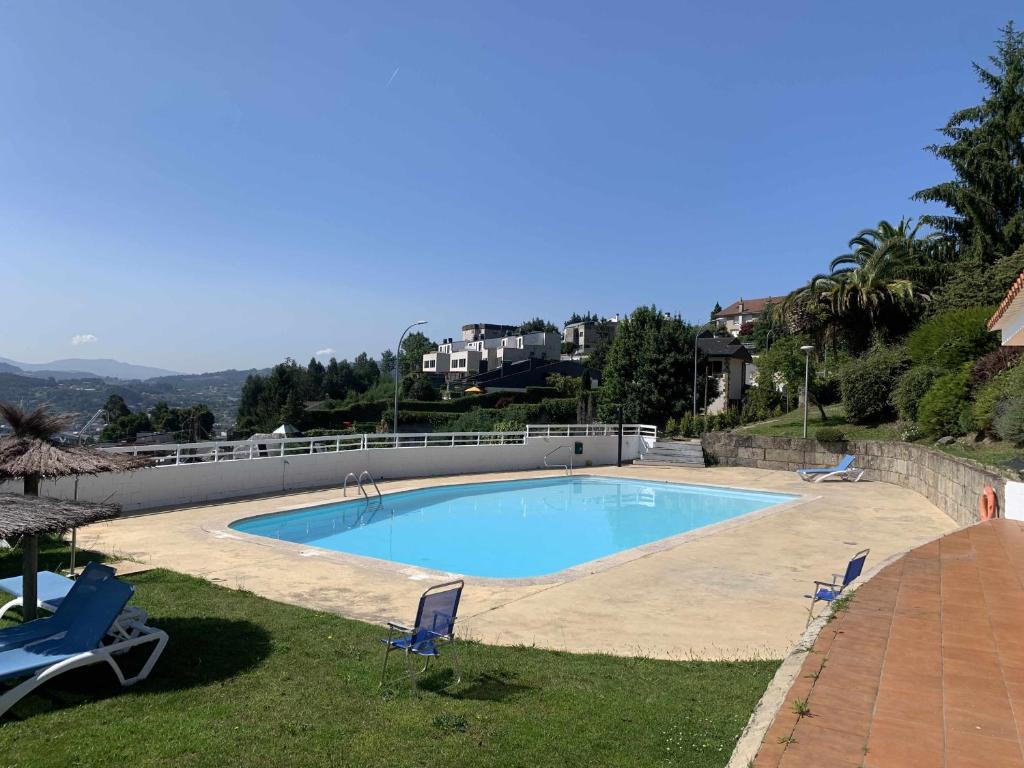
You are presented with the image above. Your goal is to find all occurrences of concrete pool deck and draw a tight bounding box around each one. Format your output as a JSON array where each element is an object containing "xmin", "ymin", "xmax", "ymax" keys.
[{"xmin": 77, "ymin": 466, "xmax": 957, "ymax": 661}]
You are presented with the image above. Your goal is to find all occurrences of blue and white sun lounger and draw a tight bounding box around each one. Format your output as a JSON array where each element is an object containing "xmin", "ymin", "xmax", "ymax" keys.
[
  {"xmin": 0, "ymin": 562, "xmax": 168, "ymax": 717},
  {"xmin": 795, "ymin": 454, "xmax": 864, "ymax": 483},
  {"xmin": 0, "ymin": 571, "xmax": 77, "ymax": 619},
  {"xmin": 0, "ymin": 566, "xmax": 148, "ymax": 628}
]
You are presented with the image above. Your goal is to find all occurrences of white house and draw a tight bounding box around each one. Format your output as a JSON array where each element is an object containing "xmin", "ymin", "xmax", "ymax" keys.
[
  {"xmin": 713, "ymin": 296, "xmax": 780, "ymax": 336},
  {"xmin": 989, "ymin": 271, "xmax": 1024, "ymax": 347}
]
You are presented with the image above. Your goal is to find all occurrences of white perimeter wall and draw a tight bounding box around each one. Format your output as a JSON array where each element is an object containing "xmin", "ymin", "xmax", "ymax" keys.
[{"xmin": 15, "ymin": 435, "xmax": 649, "ymax": 512}]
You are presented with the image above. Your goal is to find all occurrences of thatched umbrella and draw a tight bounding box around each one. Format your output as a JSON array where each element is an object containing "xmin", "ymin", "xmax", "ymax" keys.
[
  {"xmin": 0, "ymin": 403, "xmax": 151, "ymax": 619},
  {"xmin": 0, "ymin": 495, "xmax": 121, "ymax": 537}
]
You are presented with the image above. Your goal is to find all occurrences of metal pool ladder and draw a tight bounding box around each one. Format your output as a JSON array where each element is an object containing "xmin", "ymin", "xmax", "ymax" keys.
[
  {"xmin": 544, "ymin": 445, "xmax": 573, "ymax": 476},
  {"xmin": 343, "ymin": 470, "xmax": 383, "ymax": 501}
]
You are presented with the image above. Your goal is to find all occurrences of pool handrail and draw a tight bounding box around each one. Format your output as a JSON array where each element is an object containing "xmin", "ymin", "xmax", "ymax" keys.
[{"xmin": 543, "ymin": 445, "xmax": 573, "ymax": 476}]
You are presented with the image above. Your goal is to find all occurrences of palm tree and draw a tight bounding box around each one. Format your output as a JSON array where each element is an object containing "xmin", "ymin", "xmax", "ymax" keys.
[{"xmin": 782, "ymin": 219, "xmax": 951, "ymax": 342}]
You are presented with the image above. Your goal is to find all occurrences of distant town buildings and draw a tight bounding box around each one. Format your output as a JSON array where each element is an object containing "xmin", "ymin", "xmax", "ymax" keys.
[
  {"xmin": 423, "ymin": 325, "xmax": 561, "ymax": 382},
  {"xmin": 423, "ymin": 316, "xmax": 619, "ymax": 386}
]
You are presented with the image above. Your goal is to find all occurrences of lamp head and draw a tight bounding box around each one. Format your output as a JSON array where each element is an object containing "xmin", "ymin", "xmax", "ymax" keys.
[{"xmin": 800, "ymin": 345, "xmax": 814, "ymax": 353}]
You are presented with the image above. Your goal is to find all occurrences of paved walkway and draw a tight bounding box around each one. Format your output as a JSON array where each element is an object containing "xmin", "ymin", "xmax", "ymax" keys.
[
  {"xmin": 78, "ymin": 466, "xmax": 955, "ymax": 661},
  {"xmin": 754, "ymin": 518, "xmax": 1024, "ymax": 768}
]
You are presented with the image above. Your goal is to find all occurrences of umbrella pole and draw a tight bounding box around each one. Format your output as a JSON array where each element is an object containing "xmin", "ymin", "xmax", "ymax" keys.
[
  {"xmin": 70, "ymin": 527, "xmax": 77, "ymax": 577},
  {"xmin": 22, "ymin": 534, "xmax": 38, "ymax": 621}
]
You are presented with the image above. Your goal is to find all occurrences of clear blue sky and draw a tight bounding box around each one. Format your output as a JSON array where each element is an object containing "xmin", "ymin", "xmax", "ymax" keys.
[{"xmin": 1, "ymin": 1, "xmax": 1018, "ymax": 373}]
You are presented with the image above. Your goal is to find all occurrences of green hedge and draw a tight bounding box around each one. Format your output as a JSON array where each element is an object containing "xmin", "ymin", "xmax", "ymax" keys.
[
  {"xmin": 916, "ymin": 366, "xmax": 971, "ymax": 438},
  {"xmin": 300, "ymin": 387, "xmax": 563, "ymax": 428}
]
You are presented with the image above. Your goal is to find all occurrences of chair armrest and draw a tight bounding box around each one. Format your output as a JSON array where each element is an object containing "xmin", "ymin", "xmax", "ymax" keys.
[
  {"xmin": 386, "ymin": 622, "xmax": 412, "ymax": 633},
  {"xmin": 814, "ymin": 580, "xmax": 841, "ymax": 590}
]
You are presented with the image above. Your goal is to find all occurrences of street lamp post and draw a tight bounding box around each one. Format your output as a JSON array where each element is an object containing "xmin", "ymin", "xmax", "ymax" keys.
[
  {"xmin": 800, "ymin": 345, "xmax": 814, "ymax": 438},
  {"xmin": 394, "ymin": 320, "xmax": 428, "ymax": 437}
]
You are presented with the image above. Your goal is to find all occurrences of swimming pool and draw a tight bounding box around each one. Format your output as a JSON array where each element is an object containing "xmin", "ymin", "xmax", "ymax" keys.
[{"xmin": 231, "ymin": 476, "xmax": 796, "ymax": 578}]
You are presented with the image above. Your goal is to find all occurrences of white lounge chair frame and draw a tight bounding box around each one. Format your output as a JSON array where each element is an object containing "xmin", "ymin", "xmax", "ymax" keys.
[{"xmin": 0, "ymin": 618, "xmax": 168, "ymax": 718}]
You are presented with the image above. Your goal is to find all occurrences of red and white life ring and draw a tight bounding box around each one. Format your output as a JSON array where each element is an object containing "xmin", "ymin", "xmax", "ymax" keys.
[{"xmin": 979, "ymin": 486, "xmax": 998, "ymax": 521}]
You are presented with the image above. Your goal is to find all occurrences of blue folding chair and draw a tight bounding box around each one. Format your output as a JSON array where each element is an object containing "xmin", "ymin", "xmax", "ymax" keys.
[
  {"xmin": 805, "ymin": 549, "xmax": 870, "ymax": 614},
  {"xmin": 380, "ymin": 580, "xmax": 464, "ymax": 692}
]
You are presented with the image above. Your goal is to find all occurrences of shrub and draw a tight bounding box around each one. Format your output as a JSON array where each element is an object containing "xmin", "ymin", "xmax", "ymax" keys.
[
  {"xmin": 664, "ymin": 417, "xmax": 679, "ymax": 437},
  {"xmin": 448, "ymin": 409, "xmax": 497, "ymax": 432},
  {"xmin": 839, "ymin": 346, "xmax": 908, "ymax": 424},
  {"xmin": 994, "ymin": 397, "xmax": 1024, "ymax": 446},
  {"xmin": 971, "ymin": 362, "xmax": 1024, "ymax": 434},
  {"xmin": 907, "ymin": 307, "xmax": 998, "ymax": 368},
  {"xmin": 678, "ymin": 412, "xmax": 695, "ymax": 437},
  {"xmin": 403, "ymin": 375, "xmax": 439, "ymax": 401},
  {"xmin": 814, "ymin": 426, "xmax": 846, "ymax": 443},
  {"xmin": 916, "ymin": 366, "xmax": 971, "ymax": 438},
  {"xmin": 891, "ymin": 366, "xmax": 942, "ymax": 422},
  {"xmin": 969, "ymin": 347, "xmax": 1024, "ymax": 391}
]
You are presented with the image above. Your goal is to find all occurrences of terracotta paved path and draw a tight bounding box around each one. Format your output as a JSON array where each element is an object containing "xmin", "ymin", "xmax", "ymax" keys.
[{"xmin": 754, "ymin": 518, "xmax": 1024, "ymax": 768}]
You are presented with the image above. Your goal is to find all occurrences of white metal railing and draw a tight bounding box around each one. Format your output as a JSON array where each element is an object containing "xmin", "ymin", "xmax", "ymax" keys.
[{"xmin": 101, "ymin": 423, "xmax": 656, "ymax": 467}]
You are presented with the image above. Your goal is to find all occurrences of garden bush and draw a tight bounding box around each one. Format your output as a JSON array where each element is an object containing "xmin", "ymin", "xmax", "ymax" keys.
[
  {"xmin": 891, "ymin": 365, "xmax": 942, "ymax": 422},
  {"xmin": 969, "ymin": 346, "xmax": 1024, "ymax": 391},
  {"xmin": 994, "ymin": 397, "xmax": 1024, "ymax": 446},
  {"xmin": 916, "ymin": 366, "xmax": 971, "ymax": 438},
  {"xmin": 839, "ymin": 346, "xmax": 908, "ymax": 424},
  {"xmin": 814, "ymin": 426, "xmax": 846, "ymax": 443},
  {"xmin": 971, "ymin": 361, "xmax": 1024, "ymax": 433},
  {"xmin": 907, "ymin": 307, "xmax": 999, "ymax": 368}
]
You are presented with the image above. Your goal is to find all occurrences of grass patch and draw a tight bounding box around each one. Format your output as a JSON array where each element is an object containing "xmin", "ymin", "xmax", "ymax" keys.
[
  {"xmin": 932, "ymin": 440, "xmax": 1023, "ymax": 468},
  {"xmin": 738, "ymin": 405, "xmax": 901, "ymax": 442},
  {"xmin": 0, "ymin": 551, "xmax": 778, "ymax": 767}
]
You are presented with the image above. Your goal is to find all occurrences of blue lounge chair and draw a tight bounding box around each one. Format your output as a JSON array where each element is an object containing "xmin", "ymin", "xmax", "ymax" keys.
[
  {"xmin": 0, "ymin": 570, "xmax": 77, "ymax": 619},
  {"xmin": 0, "ymin": 565, "xmax": 149, "ymax": 629},
  {"xmin": 380, "ymin": 580, "xmax": 464, "ymax": 691},
  {"xmin": 0, "ymin": 562, "xmax": 168, "ymax": 717},
  {"xmin": 805, "ymin": 549, "xmax": 870, "ymax": 613},
  {"xmin": 796, "ymin": 454, "xmax": 864, "ymax": 483}
]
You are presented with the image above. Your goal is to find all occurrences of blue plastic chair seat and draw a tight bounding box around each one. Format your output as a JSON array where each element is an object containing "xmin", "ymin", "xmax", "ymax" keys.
[
  {"xmin": 387, "ymin": 633, "xmax": 440, "ymax": 657},
  {"xmin": 0, "ymin": 571, "xmax": 75, "ymax": 609},
  {"xmin": 814, "ymin": 587, "xmax": 839, "ymax": 602}
]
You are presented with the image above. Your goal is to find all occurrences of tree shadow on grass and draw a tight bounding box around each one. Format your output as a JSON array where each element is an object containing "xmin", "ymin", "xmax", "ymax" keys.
[
  {"xmin": 419, "ymin": 667, "xmax": 536, "ymax": 702},
  {"xmin": 5, "ymin": 616, "xmax": 272, "ymax": 720}
]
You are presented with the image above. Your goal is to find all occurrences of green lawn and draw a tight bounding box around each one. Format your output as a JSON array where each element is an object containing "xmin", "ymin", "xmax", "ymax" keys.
[
  {"xmin": 0, "ymin": 541, "xmax": 777, "ymax": 767},
  {"xmin": 738, "ymin": 405, "xmax": 1023, "ymax": 473},
  {"xmin": 737, "ymin": 404, "xmax": 902, "ymax": 441}
]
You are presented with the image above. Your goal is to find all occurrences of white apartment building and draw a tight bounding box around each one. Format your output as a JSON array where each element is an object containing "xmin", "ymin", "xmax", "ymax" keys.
[{"xmin": 423, "ymin": 329, "xmax": 561, "ymax": 381}]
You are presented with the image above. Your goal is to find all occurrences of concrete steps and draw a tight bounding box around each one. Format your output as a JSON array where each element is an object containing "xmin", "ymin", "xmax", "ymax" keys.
[{"xmin": 636, "ymin": 439, "xmax": 706, "ymax": 468}]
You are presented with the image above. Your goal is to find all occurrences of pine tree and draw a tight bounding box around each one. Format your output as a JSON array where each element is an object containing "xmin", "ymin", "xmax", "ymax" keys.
[{"xmin": 914, "ymin": 23, "xmax": 1024, "ymax": 308}]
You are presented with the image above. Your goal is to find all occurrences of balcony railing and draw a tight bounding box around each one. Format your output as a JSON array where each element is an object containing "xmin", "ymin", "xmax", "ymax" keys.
[{"xmin": 101, "ymin": 423, "xmax": 657, "ymax": 467}]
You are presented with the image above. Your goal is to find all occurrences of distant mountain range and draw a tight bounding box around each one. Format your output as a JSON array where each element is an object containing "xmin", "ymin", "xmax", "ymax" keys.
[
  {"xmin": 0, "ymin": 357, "xmax": 183, "ymax": 381},
  {"xmin": 0, "ymin": 357, "xmax": 268, "ymax": 427}
]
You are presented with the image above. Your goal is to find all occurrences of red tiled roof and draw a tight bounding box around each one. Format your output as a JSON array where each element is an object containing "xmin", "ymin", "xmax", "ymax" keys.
[
  {"xmin": 714, "ymin": 296, "xmax": 779, "ymax": 318},
  {"xmin": 988, "ymin": 270, "xmax": 1024, "ymax": 330}
]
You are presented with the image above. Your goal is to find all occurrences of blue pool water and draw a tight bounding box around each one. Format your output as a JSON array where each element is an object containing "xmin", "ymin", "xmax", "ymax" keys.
[{"xmin": 231, "ymin": 477, "xmax": 795, "ymax": 578}]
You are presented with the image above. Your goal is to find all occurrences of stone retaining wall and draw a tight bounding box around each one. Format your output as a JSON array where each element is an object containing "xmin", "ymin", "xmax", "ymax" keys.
[{"xmin": 702, "ymin": 432, "xmax": 1008, "ymax": 526}]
